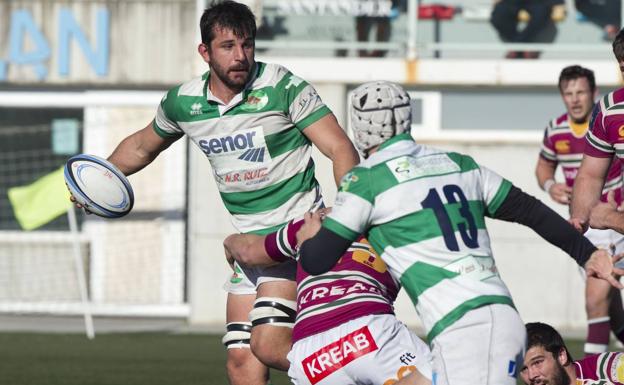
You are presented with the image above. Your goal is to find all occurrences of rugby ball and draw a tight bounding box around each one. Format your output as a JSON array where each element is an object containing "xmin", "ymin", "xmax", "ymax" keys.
[{"xmin": 64, "ymin": 154, "xmax": 134, "ymax": 218}]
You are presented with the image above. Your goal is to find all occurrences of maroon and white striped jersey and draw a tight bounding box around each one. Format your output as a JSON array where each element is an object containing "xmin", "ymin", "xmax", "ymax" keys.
[
  {"xmin": 543, "ymin": 111, "xmax": 623, "ymax": 204},
  {"xmin": 265, "ymin": 219, "xmax": 399, "ymax": 343},
  {"xmin": 574, "ymin": 351, "xmax": 624, "ymax": 384}
]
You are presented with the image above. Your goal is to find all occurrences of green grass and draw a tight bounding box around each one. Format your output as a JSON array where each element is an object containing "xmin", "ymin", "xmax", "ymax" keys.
[
  {"xmin": 0, "ymin": 332, "xmax": 597, "ymax": 385},
  {"xmin": 0, "ymin": 333, "xmax": 291, "ymax": 385}
]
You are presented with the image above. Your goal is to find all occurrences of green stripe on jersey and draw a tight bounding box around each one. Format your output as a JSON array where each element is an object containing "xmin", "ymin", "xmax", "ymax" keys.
[
  {"xmin": 153, "ymin": 121, "xmax": 183, "ymax": 139},
  {"xmin": 400, "ymin": 262, "xmax": 459, "ymax": 306},
  {"xmin": 247, "ymin": 221, "xmax": 288, "ymax": 235},
  {"xmin": 426, "ymin": 295, "xmax": 515, "ymax": 341},
  {"xmin": 486, "ymin": 179, "xmax": 512, "ymax": 216},
  {"xmin": 365, "ymin": 151, "xmax": 481, "ymax": 197},
  {"xmin": 587, "ymin": 133, "xmax": 614, "ymax": 152},
  {"xmin": 323, "ymin": 217, "xmax": 360, "ymax": 241},
  {"xmin": 446, "ymin": 152, "xmax": 480, "ymax": 173},
  {"xmin": 265, "ymin": 126, "xmax": 310, "ymax": 158},
  {"xmin": 220, "ymin": 164, "xmax": 317, "ymax": 214},
  {"xmin": 367, "ymin": 200, "xmax": 486, "ymax": 252},
  {"xmin": 296, "ymin": 295, "xmax": 387, "ymax": 320},
  {"xmin": 598, "ymin": 352, "xmax": 609, "ymax": 377},
  {"xmin": 297, "ymin": 106, "xmax": 331, "ymax": 130}
]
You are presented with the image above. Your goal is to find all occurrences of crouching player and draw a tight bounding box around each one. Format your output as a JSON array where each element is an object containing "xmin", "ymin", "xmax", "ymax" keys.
[
  {"xmin": 521, "ymin": 321, "xmax": 624, "ymax": 385},
  {"xmin": 224, "ymin": 214, "xmax": 432, "ymax": 385}
]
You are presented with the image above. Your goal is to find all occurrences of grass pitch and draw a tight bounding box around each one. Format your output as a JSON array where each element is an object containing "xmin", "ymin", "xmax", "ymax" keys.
[
  {"xmin": 0, "ymin": 333, "xmax": 291, "ymax": 385},
  {"xmin": 0, "ymin": 332, "xmax": 589, "ymax": 385}
]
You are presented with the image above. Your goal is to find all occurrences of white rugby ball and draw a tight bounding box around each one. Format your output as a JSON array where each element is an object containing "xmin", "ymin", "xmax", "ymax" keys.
[{"xmin": 64, "ymin": 154, "xmax": 134, "ymax": 218}]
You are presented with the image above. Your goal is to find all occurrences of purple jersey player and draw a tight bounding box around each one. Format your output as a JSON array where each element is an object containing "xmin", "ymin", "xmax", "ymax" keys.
[
  {"xmin": 521, "ymin": 322, "xmax": 624, "ymax": 385},
  {"xmin": 537, "ymin": 65, "xmax": 624, "ymax": 357},
  {"xmin": 571, "ymin": 29, "xmax": 624, "ymax": 236},
  {"xmin": 223, "ymin": 214, "xmax": 432, "ymax": 385}
]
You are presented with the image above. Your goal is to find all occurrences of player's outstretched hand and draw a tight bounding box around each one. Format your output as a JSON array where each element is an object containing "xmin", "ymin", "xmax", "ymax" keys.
[
  {"xmin": 589, "ymin": 190, "xmax": 621, "ymax": 230},
  {"xmin": 296, "ymin": 211, "xmax": 323, "ymax": 247},
  {"xmin": 568, "ymin": 217, "xmax": 587, "ymax": 234},
  {"xmin": 549, "ymin": 183, "xmax": 572, "ymax": 205},
  {"xmin": 585, "ymin": 248, "xmax": 624, "ymax": 289}
]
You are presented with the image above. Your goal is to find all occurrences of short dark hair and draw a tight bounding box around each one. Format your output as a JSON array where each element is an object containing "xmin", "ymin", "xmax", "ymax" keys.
[
  {"xmin": 526, "ymin": 322, "xmax": 573, "ymax": 365},
  {"xmin": 558, "ymin": 65, "xmax": 595, "ymax": 93},
  {"xmin": 613, "ymin": 28, "xmax": 624, "ymax": 61},
  {"xmin": 200, "ymin": 1, "xmax": 256, "ymax": 45}
]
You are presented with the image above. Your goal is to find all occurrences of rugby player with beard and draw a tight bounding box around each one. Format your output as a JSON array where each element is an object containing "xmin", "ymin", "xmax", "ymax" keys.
[{"xmin": 521, "ymin": 322, "xmax": 624, "ymax": 385}]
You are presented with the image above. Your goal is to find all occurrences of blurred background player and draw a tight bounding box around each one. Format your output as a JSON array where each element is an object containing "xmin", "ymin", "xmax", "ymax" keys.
[
  {"xmin": 521, "ymin": 322, "xmax": 624, "ymax": 385},
  {"xmin": 296, "ymin": 80, "xmax": 624, "ymax": 385},
  {"xmin": 223, "ymin": 212, "xmax": 433, "ymax": 385},
  {"xmin": 572, "ymin": 28, "xmax": 624, "ymax": 235},
  {"xmin": 92, "ymin": 1, "xmax": 359, "ymax": 384},
  {"xmin": 535, "ymin": 65, "xmax": 624, "ymax": 356}
]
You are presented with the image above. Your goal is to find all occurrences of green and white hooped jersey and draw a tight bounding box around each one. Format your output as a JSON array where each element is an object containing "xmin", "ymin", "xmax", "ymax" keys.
[
  {"xmin": 154, "ymin": 62, "xmax": 330, "ymax": 234},
  {"xmin": 324, "ymin": 133, "xmax": 515, "ymax": 342}
]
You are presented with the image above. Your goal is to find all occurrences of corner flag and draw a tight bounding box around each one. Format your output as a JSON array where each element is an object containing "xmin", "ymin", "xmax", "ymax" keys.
[{"xmin": 8, "ymin": 167, "xmax": 71, "ymax": 230}]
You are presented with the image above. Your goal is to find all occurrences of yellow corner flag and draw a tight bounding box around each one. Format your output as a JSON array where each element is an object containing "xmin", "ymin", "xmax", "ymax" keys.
[{"xmin": 8, "ymin": 167, "xmax": 71, "ymax": 231}]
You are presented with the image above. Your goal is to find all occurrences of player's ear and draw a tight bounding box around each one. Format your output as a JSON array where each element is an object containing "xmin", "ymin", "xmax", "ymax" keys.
[
  {"xmin": 557, "ymin": 348, "xmax": 569, "ymax": 366},
  {"xmin": 198, "ymin": 43, "xmax": 211, "ymax": 64}
]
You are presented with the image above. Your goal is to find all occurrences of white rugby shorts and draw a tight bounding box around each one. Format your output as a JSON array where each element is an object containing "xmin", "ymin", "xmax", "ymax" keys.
[
  {"xmin": 287, "ymin": 313, "xmax": 432, "ymax": 385},
  {"xmin": 577, "ymin": 227, "xmax": 624, "ymax": 279},
  {"xmin": 430, "ymin": 304, "xmax": 525, "ymax": 385},
  {"xmin": 223, "ymin": 260, "xmax": 297, "ymax": 295}
]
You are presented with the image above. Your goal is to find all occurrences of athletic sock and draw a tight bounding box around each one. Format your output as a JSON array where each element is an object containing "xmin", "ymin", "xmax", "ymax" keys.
[{"xmin": 585, "ymin": 316, "xmax": 610, "ymax": 356}]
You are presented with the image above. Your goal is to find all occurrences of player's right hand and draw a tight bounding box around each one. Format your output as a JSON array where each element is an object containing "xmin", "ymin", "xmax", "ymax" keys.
[
  {"xmin": 568, "ymin": 217, "xmax": 588, "ymax": 234},
  {"xmin": 296, "ymin": 211, "xmax": 323, "ymax": 247},
  {"xmin": 548, "ymin": 183, "xmax": 572, "ymax": 205},
  {"xmin": 585, "ymin": 248, "xmax": 624, "ymax": 289}
]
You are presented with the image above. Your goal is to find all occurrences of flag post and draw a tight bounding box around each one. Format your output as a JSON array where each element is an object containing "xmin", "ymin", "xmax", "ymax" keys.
[{"xmin": 67, "ymin": 205, "xmax": 95, "ymax": 339}]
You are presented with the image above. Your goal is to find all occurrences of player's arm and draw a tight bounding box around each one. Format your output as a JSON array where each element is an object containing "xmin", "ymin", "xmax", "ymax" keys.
[
  {"xmin": 491, "ymin": 185, "xmax": 624, "ymax": 288},
  {"xmin": 107, "ymin": 121, "xmax": 179, "ymax": 176},
  {"xmin": 223, "ymin": 233, "xmax": 276, "ymax": 267},
  {"xmin": 589, "ymin": 191, "xmax": 624, "ymax": 233},
  {"xmin": 535, "ymin": 157, "xmax": 571, "ymax": 205},
  {"xmin": 302, "ymin": 113, "xmax": 360, "ymax": 185},
  {"xmin": 297, "ymin": 211, "xmax": 352, "ymax": 275},
  {"xmin": 224, "ymin": 219, "xmax": 304, "ymax": 267},
  {"xmin": 570, "ymin": 154, "xmax": 611, "ymax": 231}
]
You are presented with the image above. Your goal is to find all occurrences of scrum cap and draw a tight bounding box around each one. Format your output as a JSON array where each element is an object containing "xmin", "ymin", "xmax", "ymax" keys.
[{"xmin": 350, "ymin": 81, "xmax": 411, "ymax": 155}]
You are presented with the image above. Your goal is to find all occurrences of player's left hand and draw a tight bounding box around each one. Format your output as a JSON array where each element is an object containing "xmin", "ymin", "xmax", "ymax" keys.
[
  {"xmin": 589, "ymin": 191, "xmax": 621, "ymax": 230},
  {"xmin": 585, "ymin": 248, "xmax": 624, "ymax": 289},
  {"xmin": 296, "ymin": 211, "xmax": 323, "ymax": 247}
]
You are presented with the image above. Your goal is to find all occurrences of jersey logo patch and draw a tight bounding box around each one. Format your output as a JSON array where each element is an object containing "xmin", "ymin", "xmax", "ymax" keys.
[
  {"xmin": 190, "ymin": 102, "xmax": 203, "ymax": 116},
  {"xmin": 302, "ymin": 326, "xmax": 378, "ymax": 384},
  {"xmin": 241, "ymin": 90, "xmax": 268, "ymax": 112},
  {"xmin": 555, "ymin": 140, "xmax": 570, "ymax": 153},
  {"xmin": 198, "ymin": 126, "xmax": 271, "ymax": 167},
  {"xmin": 238, "ymin": 147, "xmax": 265, "ymax": 162},
  {"xmin": 387, "ymin": 154, "xmax": 460, "ymax": 183},
  {"xmin": 351, "ymin": 239, "xmax": 387, "ymax": 273}
]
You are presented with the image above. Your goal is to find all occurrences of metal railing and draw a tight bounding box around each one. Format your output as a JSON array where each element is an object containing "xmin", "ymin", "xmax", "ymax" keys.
[{"xmin": 254, "ymin": 0, "xmax": 620, "ymax": 59}]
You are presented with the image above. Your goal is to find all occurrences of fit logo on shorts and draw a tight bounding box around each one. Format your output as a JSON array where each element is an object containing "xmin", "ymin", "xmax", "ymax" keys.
[{"xmin": 302, "ymin": 326, "xmax": 378, "ymax": 384}]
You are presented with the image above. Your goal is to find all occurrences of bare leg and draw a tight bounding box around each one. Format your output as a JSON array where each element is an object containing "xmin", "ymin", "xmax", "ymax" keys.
[
  {"xmin": 226, "ymin": 293, "xmax": 270, "ymax": 385},
  {"xmin": 250, "ymin": 280, "xmax": 297, "ymax": 371},
  {"xmin": 585, "ymin": 276, "xmax": 612, "ymax": 355}
]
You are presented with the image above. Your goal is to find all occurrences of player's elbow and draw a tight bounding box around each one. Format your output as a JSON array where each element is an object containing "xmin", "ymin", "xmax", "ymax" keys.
[
  {"xmin": 299, "ymin": 246, "xmax": 334, "ymax": 275},
  {"xmin": 299, "ymin": 239, "xmax": 344, "ymax": 275}
]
